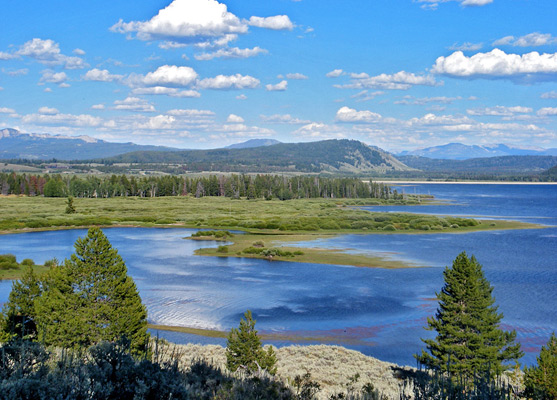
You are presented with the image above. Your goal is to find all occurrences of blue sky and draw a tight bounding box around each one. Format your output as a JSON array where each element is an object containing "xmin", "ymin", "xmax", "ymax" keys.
[{"xmin": 1, "ymin": 0, "xmax": 556, "ymax": 151}]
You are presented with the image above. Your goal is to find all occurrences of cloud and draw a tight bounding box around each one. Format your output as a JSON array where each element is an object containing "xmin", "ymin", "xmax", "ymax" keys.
[
  {"xmin": 73, "ymin": 48, "xmax": 86, "ymax": 55},
  {"xmin": 395, "ymin": 96, "xmax": 462, "ymax": 105},
  {"xmin": 38, "ymin": 106, "xmax": 59, "ymax": 115},
  {"xmin": 335, "ymin": 106, "xmax": 382, "ymax": 123},
  {"xmin": 167, "ymin": 109, "xmax": 215, "ymax": 117},
  {"xmin": 350, "ymin": 90, "xmax": 385, "ymax": 102},
  {"xmin": 448, "ymin": 42, "xmax": 483, "ymax": 51},
  {"xmin": 198, "ymin": 74, "xmax": 260, "ymax": 90},
  {"xmin": 131, "ymin": 86, "xmax": 201, "ymax": 98},
  {"xmin": 113, "ymin": 97, "xmax": 155, "ymax": 112},
  {"xmin": 91, "ymin": 104, "xmax": 105, "ymax": 110},
  {"xmin": 265, "ymin": 80, "xmax": 288, "ymax": 91},
  {"xmin": 236, "ymin": 94, "xmax": 247, "ymax": 100},
  {"xmin": 467, "ymin": 106, "xmax": 533, "ymax": 116},
  {"xmin": 83, "ymin": 68, "xmax": 123, "ymax": 82},
  {"xmin": 326, "ymin": 69, "xmax": 344, "ymax": 78},
  {"xmin": 493, "ymin": 33, "xmax": 557, "ymax": 47},
  {"xmin": 335, "ymin": 71, "xmax": 439, "ymax": 90},
  {"xmin": 226, "ymin": 114, "xmax": 244, "ymax": 123},
  {"xmin": 110, "ymin": 0, "xmax": 247, "ymax": 46},
  {"xmin": 537, "ymin": 107, "xmax": 557, "ymax": 116},
  {"xmin": 85, "ymin": 69, "xmax": 123, "ymax": 83},
  {"xmin": 293, "ymin": 122, "xmax": 347, "ymax": 139},
  {"xmin": 260, "ymin": 114, "xmax": 310, "ymax": 124},
  {"xmin": 39, "ymin": 70, "xmax": 69, "ymax": 86},
  {"xmin": 14, "ymin": 38, "xmax": 87, "ymax": 69},
  {"xmin": 0, "ymin": 107, "xmax": 15, "ymax": 114},
  {"xmin": 416, "ymin": 0, "xmax": 492, "ymax": 9},
  {"xmin": 21, "ymin": 112, "xmax": 103, "ymax": 127},
  {"xmin": 0, "ymin": 51, "xmax": 16, "ymax": 60},
  {"xmin": 2, "ymin": 68, "xmax": 28, "ymax": 76},
  {"xmin": 247, "ymin": 15, "xmax": 294, "ymax": 30},
  {"xmin": 194, "ymin": 46, "xmax": 267, "ymax": 60},
  {"xmin": 282, "ymin": 73, "xmax": 306, "ymax": 80},
  {"xmin": 138, "ymin": 115, "xmax": 176, "ymax": 130},
  {"xmin": 141, "ymin": 65, "xmax": 198, "ymax": 87},
  {"xmin": 541, "ymin": 91, "xmax": 557, "ymax": 99},
  {"xmin": 409, "ymin": 113, "xmax": 474, "ymax": 126},
  {"xmin": 432, "ymin": 49, "xmax": 557, "ymax": 81}
]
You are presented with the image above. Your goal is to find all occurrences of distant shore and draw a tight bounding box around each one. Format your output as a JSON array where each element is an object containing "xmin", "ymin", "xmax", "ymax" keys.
[{"xmin": 374, "ymin": 180, "xmax": 557, "ymax": 185}]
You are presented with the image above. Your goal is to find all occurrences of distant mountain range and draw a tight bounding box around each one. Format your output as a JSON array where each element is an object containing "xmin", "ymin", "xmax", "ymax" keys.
[
  {"xmin": 398, "ymin": 142, "xmax": 557, "ymax": 160},
  {"xmin": 1, "ymin": 128, "xmax": 556, "ymax": 177},
  {"xmin": 225, "ymin": 138, "xmax": 281, "ymax": 149},
  {"xmin": 97, "ymin": 139, "xmax": 410, "ymax": 173},
  {"xmin": 0, "ymin": 128, "xmax": 179, "ymax": 160}
]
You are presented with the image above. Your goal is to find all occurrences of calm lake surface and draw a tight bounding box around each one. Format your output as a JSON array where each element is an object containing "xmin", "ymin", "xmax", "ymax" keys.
[{"xmin": 0, "ymin": 183, "xmax": 555, "ymax": 366}]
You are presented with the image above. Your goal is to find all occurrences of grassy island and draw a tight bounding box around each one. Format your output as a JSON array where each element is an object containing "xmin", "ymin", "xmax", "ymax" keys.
[{"xmin": 0, "ymin": 195, "xmax": 543, "ymax": 276}]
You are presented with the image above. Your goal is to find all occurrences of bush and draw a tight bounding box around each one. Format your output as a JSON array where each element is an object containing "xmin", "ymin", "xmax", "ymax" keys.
[
  {"xmin": 20, "ymin": 259, "xmax": 35, "ymax": 266},
  {"xmin": 43, "ymin": 258, "xmax": 59, "ymax": 268},
  {"xmin": 217, "ymin": 245, "xmax": 229, "ymax": 253},
  {"xmin": 0, "ymin": 254, "xmax": 18, "ymax": 270}
]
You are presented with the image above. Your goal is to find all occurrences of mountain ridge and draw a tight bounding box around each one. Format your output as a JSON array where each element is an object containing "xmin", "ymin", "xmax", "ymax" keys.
[{"xmin": 398, "ymin": 142, "xmax": 557, "ymax": 160}]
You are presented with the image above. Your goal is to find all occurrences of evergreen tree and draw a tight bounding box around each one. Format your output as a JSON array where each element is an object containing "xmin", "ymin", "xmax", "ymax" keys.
[
  {"xmin": 225, "ymin": 310, "xmax": 277, "ymax": 375},
  {"xmin": 0, "ymin": 267, "xmax": 41, "ymax": 342},
  {"xmin": 524, "ymin": 333, "xmax": 557, "ymax": 399},
  {"xmin": 65, "ymin": 196, "xmax": 76, "ymax": 214},
  {"xmin": 416, "ymin": 252, "xmax": 522, "ymax": 378},
  {"xmin": 35, "ymin": 227, "xmax": 149, "ymax": 354}
]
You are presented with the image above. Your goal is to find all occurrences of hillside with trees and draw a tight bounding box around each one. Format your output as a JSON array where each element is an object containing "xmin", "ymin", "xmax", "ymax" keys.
[{"xmin": 94, "ymin": 139, "xmax": 410, "ymax": 174}]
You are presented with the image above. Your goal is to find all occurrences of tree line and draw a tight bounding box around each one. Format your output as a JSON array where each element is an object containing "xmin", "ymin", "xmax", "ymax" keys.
[{"xmin": 0, "ymin": 172, "xmax": 399, "ymax": 200}]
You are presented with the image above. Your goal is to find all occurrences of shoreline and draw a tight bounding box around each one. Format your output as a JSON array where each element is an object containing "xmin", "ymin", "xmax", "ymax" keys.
[{"xmin": 374, "ymin": 180, "xmax": 557, "ymax": 185}]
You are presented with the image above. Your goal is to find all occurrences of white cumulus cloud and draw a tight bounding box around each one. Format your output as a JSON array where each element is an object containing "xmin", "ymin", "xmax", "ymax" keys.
[
  {"xmin": 537, "ymin": 107, "xmax": 557, "ymax": 116},
  {"xmin": 541, "ymin": 91, "xmax": 557, "ymax": 99},
  {"xmin": 110, "ymin": 0, "xmax": 247, "ymax": 46},
  {"xmin": 285, "ymin": 73, "xmax": 308, "ymax": 80},
  {"xmin": 14, "ymin": 38, "xmax": 86, "ymax": 69},
  {"xmin": 265, "ymin": 80, "xmax": 288, "ymax": 91},
  {"xmin": 432, "ymin": 49, "xmax": 557, "ymax": 81},
  {"xmin": 260, "ymin": 114, "xmax": 310, "ymax": 124},
  {"xmin": 335, "ymin": 106, "xmax": 382, "ymax": 123},
  {"xmin": 0, "ymin": 107, "xmax": 15, "ymax": 114},
  {"xmin": 113, "ymin": 97, "xmax": 155, "ymax": 112},
  {"xmin": 227, "ymin": 114, "xmax": 244, "ymax": 123},
  {"xmin": 198, "ymin": 74, "xmax": 260, "ymax": 90},
  {"xmin": 416, "ymin": 0, "xmax": 492, "ymax": 9},
  {"xmin": 141, "ymin": 65, "xmax": 198, "ymax": 87},
  {"xmin": 247, "ymin": 15, "xmax": 294, "ymax": 30},
  {"xmin": 139, "ymin": 115, "xmax": 176, "ymax": 130},
  {"xmin": 83, "ymin": 68, "xmax": 123, "ymax": 82},
  {"xmin": 326, "ymin": 69, "xmax": 344, "ymax": 78},
  {"xmin": 38, "ymin": 106, "xmax": 59, "ymax": 115},
  {"xmin": 39, "ymin": 70, "xmax": 69, "ymax": 86}
]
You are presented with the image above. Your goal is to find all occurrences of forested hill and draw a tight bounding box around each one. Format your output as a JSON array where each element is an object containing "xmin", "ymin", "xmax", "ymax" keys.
[
  {"xmin": 95, "ymin": 139, "xmax": 411, "ymax": 173},
  {"xmin": 398, "ymin": 155, "xmax": 557, "ymax": 174}
]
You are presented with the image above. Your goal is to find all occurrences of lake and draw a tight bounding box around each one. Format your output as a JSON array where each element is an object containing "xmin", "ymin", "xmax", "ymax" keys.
[{"xmin": 0, "ymin": 183, "xmax": 555, "ymax": 367}]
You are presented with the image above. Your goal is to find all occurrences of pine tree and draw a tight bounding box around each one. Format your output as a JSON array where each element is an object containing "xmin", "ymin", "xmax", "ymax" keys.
[
  {"xmin": 416, "ymin": 252, "xmax": 522, "ymax": 378},
  {"xmin": 0, "ymin": 267, "xmax": 41, "ymax": 341},
  {"xmin": 524, "ymin": 333, "xmax": 557, "ymax": 399},
  {"xmin": 35, "ymin": 227, "xmax": 149, "ymax": 354},
  {"xmin": 226, "ymin": 310, "xmax": 277, "ymax": 375}
]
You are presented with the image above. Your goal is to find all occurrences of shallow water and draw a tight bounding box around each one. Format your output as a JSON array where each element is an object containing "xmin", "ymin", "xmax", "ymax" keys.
[{"xmin": 0, "ymin": 184, "xmax": 555, "ymax": 366}]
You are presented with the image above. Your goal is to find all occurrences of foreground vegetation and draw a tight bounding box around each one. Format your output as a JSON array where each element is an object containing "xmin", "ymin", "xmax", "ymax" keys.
[{"xmin": 1, "ymin": 231, "xmax": 555, "ymax": 399}]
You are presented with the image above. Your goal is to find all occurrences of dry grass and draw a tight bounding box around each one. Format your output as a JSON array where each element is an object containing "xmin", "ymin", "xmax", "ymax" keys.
[{"xmin": 165, "ymin": 342, "xmax": 413, "ymax": 399}]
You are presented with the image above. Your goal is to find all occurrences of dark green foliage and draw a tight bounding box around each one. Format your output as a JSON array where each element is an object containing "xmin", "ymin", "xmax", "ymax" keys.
[
  {"xmin": 416, "ymin": 252, "xmax": 522, "ymax": 379},
  {"xmin": 65, "ymin": 196, "xmax": 76, "ymax": 214},
  {"xmin": 217, "ymin": 245, "xmax": 229, "ymax": 253},
  {"xmin": 292, "ymin": 372, "xmax": 321, "ymax": 399},
  {"xmin": 191, "ymin": 230, "xmax": 234, "ymax": 238},
  {"xmin": 0, "ymin": 339, "xmax": 294, "ymax": 400},
  {"xmin": 409, "ymin": 365, "xmax": 520, "ymax": 400},
  {"xmin": 19, "ymin": 259, "xmax": 34, "ymax": 267},
  {"xmin": 34, "ymin": 227, "xmax": 149, "ymax": 354},
  {"xmin": 226, "ymin": 310, "xmax": 277, "ymax": 375},
  {"xmin": 524, "ymin": 333, "xmax": 557, "ymax": 399},
  {"xmin": 0, "ymin": 267, "xmax": 41, "ymax": 342},
  {"xmin": 0, "ymin": 255, "xmax": 18, "ymax": 271}
]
